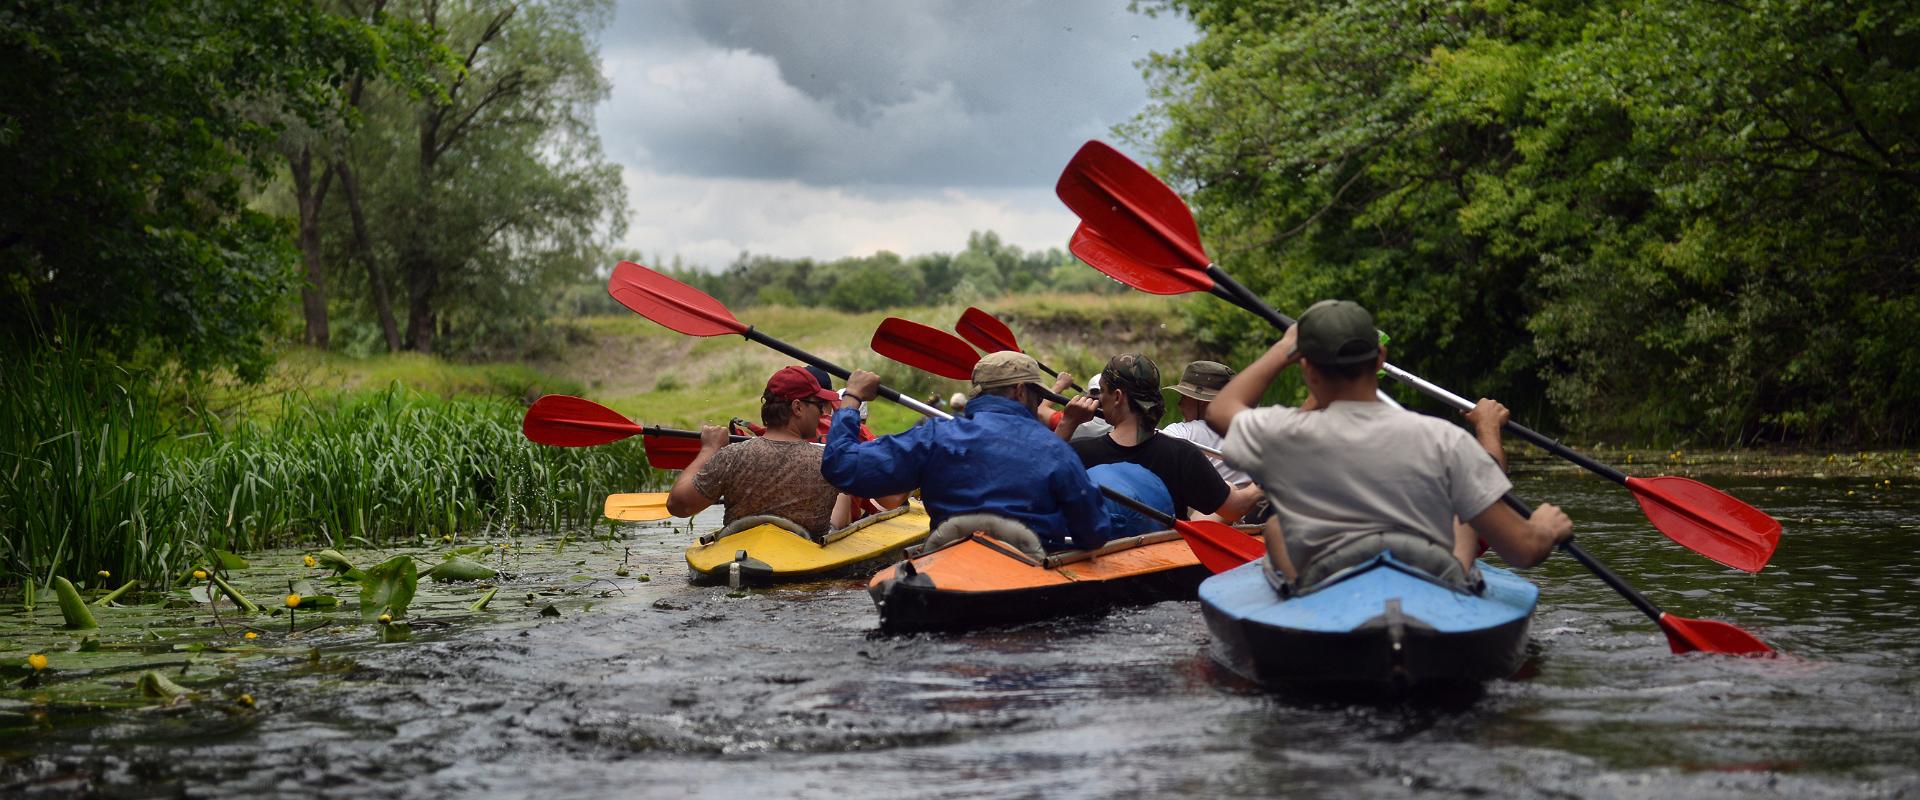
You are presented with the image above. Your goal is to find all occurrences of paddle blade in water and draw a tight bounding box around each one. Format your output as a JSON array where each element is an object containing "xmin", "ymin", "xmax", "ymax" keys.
[
  {"xmin": 871, "ymin": 317, "xmax": 981, "ymax": 381},
  {"xmin": 1627, "ymin": 476, "xmax": 1782, "ymax": 573},
  {"xmin": 605, "ymin": 492, "xmax": 672, "ymax": 522},
  {"xmin": 1056, "ymin": 140, "xmax": 1212, "ymax": 272},
  {"xmin": 641, "ymin": 434, "xmax": 704, "ymax": 470},
  {"xmin": 1070, "ymin": 223, "xmax": 1214, "ymax": 296},
  {"xmin": 523, "ymin": 395, "xmax": 644, "ymax": 447},
  {"xmin": 1175, "ymin": 520, "xmax": 1266, "ymax": 574},
  {"xmin": 1658, "ymin": 613, "xmax": 1775, "ymax": 656},
  {"xmin": 607, "ymin": 261, "xmax": 747, "ymax": 337},
  {"xmin": 955, "ymin": 307, "xmax": 1020, "ymax": 354}
]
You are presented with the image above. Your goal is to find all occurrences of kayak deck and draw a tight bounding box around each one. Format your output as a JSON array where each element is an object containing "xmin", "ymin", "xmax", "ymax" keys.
[
  {"xmin": 870, "ymin": 528, "xmax": 1258, "ymax": 632},
  {"xmin": 686, "ymin": 501, "xmax": 930, "ymax": 584},
  {"xmin": 1199, "ymin": 554, "xmax": 1537, "ymax": 691}
]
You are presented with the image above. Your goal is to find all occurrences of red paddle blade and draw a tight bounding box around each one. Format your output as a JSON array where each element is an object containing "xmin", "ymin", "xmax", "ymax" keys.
[
  {"xmin": 955, "ymin": 307, "xmax": 1021, "ymax": 354},
  {"xmin": 1056, "ymin": 140, "xmax": 1213, "ymax": 272},
  {"xmin": 1175, "ymin": 519, "xmax": 1266, "ymax": 574},
  {"xmin": 523, "ymin": 395, "xmax": 644, "ymax": 447},
  {"xmin": 607, "ymin": 261, "xmax": 748, "ymax": 337},
  {"xmin": 1070, "ymin": 223, "xmax": 1214, "ymax": 296},
  {"xmin": 641, "ymin": 434, "xmax": 702, "ymax": 470},
  {"xmin": 1658, "ymin": 612, "xmax": 1775, "ymax": 656},
  {"xmin": 871, "ymin": 317, "xmax": 981, "ymax": 381},
  {"xmin": 1627, "ymin": 476, "xmax": 1782, "ymax": 574}
]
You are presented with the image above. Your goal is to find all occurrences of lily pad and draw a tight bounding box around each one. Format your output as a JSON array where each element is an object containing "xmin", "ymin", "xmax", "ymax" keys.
[
  {"xmin": 423, "ymin": 557, "xmax": 496, "ymax": 582},
  {"xmin": 209, "ymin": 549, "xmax": 250, "ymax": 571},
  {"xmin": 312, "ymin": 549, "xmax": 356, "ymax": 574},
  {"xmin": 137, "ymin": 670, "xmax": 193, "ymax": 699},
  {"xmin": 358, "ymin": 555, "xmax": 417, "ymax": 622},
  {"xmin": 53, "ymin": 576, "xmax": 98, "ymax": 630}
]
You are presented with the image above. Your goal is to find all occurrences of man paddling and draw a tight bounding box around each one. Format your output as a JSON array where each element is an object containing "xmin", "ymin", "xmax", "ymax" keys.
[
  {"xmin": 666, "ymin": 366, "xmax": 844, "ymax": 535},
  {"xmin": 823, "ymin": 352, "xmax": 1114, "ymax": 554},
  {"xmin": 1160, "ymin": 360, "xmax": 1253, "ymax": 488},
  {"xmin": 1058, "ymin": 354, "xmax": 1263, "ymax": 523},
  {"xmin": 1207, "ymin": 300, "xmax": 1571, "ymax": 588}
]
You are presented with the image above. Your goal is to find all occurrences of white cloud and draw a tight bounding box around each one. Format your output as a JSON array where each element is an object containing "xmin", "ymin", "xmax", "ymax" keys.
[{"xmin": 617, "ymin": 167, "xmax": 1079, "ymax": 269}]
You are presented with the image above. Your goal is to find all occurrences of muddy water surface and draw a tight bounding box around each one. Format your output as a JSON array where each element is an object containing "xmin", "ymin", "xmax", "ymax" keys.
[{"xmin": 3, "ymin": 464, "xmax": 1918, "ymax": 798}]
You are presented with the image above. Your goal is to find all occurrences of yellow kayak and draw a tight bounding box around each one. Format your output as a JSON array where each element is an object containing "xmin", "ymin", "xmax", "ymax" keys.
[{"xmin": 685, "ymin": 500, "xmax": 930, "ymax": 584}]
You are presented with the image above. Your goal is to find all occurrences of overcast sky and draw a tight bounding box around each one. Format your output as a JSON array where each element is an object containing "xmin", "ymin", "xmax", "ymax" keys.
[{"xmin": 594, "ymin": 1, "xmax": 1197, "ymax": 270}]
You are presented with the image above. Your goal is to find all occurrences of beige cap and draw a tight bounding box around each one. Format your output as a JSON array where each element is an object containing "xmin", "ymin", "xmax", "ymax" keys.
[{"xmin": 970, "ymin": 351, "xmax": 1048, "ymax": 392}]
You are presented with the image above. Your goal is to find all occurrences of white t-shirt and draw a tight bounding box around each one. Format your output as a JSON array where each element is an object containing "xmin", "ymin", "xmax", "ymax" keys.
[
  {"xmin": 1160, "ymin": 419, "xmax": 1251, "ymax": 486},
  {"xmin": 1220, "ymin": 400, "xmax": 1510, "ymax": 570}
]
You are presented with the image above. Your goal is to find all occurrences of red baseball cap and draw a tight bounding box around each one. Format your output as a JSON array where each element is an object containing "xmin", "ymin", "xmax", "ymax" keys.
[{"xmin": 765, "ymin": 366, "xmax": 840, "ymax": 404}]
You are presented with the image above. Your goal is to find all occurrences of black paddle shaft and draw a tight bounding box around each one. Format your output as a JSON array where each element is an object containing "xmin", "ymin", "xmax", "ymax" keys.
[
  {"xmin": 1496, "ymin": 493, "xmax": 1667, "ymax": 626},
  {"xmin": 743, "ymin": 327, "xmax": 950, "ymax": 419},
  {"xmin": 1205, "ymin": 268, "xmax": 1632, "ymax": 484}
]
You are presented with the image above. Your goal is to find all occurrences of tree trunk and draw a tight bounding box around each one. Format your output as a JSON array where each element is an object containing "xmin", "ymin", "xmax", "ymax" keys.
[
  {"xmin": 290, "ymin": 147, "xmax": 334, "ymax": 349},
  {"xmin": 405, "ymin": 252, "xmax": 437, "ymax": 353},
  {"xmin": 334, "ymin": 159, "xmax": 402, "ymax": 352}
]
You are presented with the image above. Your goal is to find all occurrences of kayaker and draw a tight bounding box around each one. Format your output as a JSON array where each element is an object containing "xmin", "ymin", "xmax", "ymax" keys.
[
  {"xmin": 665, "ymin": 366, "xmax": 845, "ymax": 535},
  {"xmin": 1057, "ymin": 354, "xmax": 1264, "ymax": 523},
  {"xmin": 822, "ymin": 352, "xmax": 1115, "ymax": 555},
  {"xmin": 1207, "ymin": 299, "xmax": 1572, "ymax": 589},
  {"xmin": 1159, "ymin": 360, "xmax": 1253, "ymax": 489}
]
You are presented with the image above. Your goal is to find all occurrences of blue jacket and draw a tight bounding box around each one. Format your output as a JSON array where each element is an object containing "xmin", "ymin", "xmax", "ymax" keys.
[{"xmin": 821, "ymin": 395, "xmax": 1115, "ymax": 551}]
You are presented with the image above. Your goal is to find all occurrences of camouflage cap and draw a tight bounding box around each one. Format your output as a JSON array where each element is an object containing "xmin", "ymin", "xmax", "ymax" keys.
[
  {"xmin": 1166, "ymin": 360, "xmax": 1236, "ymax": 402},
  {"xmin": 1100, "ymin": 353, "xmax": 1165, "ymax": 422},
  {"xmin": 971, "ymin": 351, "xmax": 1048, "ymax": 392}
]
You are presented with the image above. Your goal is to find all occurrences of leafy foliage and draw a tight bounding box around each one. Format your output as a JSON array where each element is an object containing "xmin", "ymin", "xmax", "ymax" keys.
[
  {"xmin": 1134, "ymin": 0, "xmax": 1919, "ymax": 445},
  {"xmin": 0, "ymin": 0, "xmax": 413, "ymax": 379}
]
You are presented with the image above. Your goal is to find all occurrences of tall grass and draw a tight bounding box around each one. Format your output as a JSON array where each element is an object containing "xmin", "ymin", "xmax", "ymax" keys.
[{"xmin": 1, "ymin": 343, "xmax": 664, "ymax": 588}]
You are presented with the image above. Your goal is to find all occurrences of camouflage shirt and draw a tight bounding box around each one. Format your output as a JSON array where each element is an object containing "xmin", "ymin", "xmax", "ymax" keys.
[{"xmin": 691, "ymin": 438, "xmax": 837, "ymax": 534}]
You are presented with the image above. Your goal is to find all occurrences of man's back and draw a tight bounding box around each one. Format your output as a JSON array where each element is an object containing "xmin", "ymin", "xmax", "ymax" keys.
[
  {"xmin": 692, "ymin": 438, "xmax": 838, "ymax": 534},
  {"xmin": 1221, "ymin": 400, "xmax": 1510, "ymax": 570},
  {"xmin": 822, "ymin": 394, "xmax": 1111, "ymax": 550}
]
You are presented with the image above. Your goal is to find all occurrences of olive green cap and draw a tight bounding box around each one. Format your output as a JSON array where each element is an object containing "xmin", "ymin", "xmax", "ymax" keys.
[
  {"xmin": 1296, "ymin": 300, "xmax": 1380, "ymax": 366},
  {"xmin": 1167, "ymin": 360, "xmax": 1236, "ymax": 402}
]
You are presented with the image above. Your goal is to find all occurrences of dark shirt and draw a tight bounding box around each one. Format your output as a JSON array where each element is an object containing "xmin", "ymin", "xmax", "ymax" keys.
[
  {"xmin": 820, "ymin": 395, "xmax": 1115, "ymax": 551},
  {"xmin": 1072, "ymin": 431, "xmax": 1229, "ymax": 520}
]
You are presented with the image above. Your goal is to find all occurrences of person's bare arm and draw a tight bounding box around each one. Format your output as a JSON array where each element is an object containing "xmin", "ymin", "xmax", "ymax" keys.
[
  {"xmin": 1055, "ymin": 395, "xmax": 1098, "ymax": 441},
  {"xmin": 1211, "ymin": 482, "xmax": 1263, "ymax": 523},
  {"xmin": 1035, "ymin": 372, "xmax": 1074, "ymax": 421},
  {"xmin": 1208, "ymin": 326, "xmax": 1301, "ymax": 435},
  {"xmin": 665, "ymin": 424, "xmax": 730, "ymax": 517},
  {"xmin": 1466, "ymin": 500, "xmax": 1571, "ymax": 568},
  {"xmin": 1464, "ymin": 398, "xmax": 1510, "ymax": 472}
]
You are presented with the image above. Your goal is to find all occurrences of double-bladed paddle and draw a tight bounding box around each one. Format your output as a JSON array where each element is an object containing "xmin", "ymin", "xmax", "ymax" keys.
[
  {"xmin": 604, "ymin": 492, "xmax": 672, "ymax": 522},
  {"xmin": 1056, "ymin": 140, "xmax": 1781, "ymax": 575},
  {"xmin": 954, "ymin": 307, "xmax": 1083, "ymax": 393},
  {"xmin": 606, "ymin": 261, "xmax": 951, "ymax": 421},
  {"xmin": 522, "ymin": 393, "xmax": 758, "ymax": 470}
]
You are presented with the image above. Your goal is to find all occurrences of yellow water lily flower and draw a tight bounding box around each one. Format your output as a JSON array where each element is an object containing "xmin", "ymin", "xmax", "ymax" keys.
[
  {"xmin": 303, "ymin": 554, "xmax": 318, "ymax": 568},
  {"xmin": 377, "ymin": 613, "xmax": 392, "ymax": 625},
  {"xmin": 97, "ymin": 570, "xmax": 110, "ymax": 579},
  {"xmin": 284, "ymin": 593, "xmax": 302, "ymax": 609},
  {"xmin": 244, "ymin": 631, "xmax": 259, "ymax": 640},
  {"xmin": 27, "ymin": 653, "xmax": 47, "ymax": 671},
  {"xmin": 237, "ymin": 694, "xmax": 255, "ymax": 707},
  {"xmin": 442, "ymin": 535, "xmax": 453, "ymax": 543},
  {"xmin": 193, "ymin": 569, "xmax": 208, "ymax": 581}
]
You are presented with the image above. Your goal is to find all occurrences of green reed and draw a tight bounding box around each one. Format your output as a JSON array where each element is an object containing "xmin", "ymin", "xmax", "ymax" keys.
[{"xmin": 1, "ymin": 345, "xmax": 664, "ymax": 588}]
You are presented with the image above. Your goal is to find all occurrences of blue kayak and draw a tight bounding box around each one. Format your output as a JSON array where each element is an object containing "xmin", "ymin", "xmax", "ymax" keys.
[{"xmin": 1198, "ymin": 553, "xmax": 1539, "ymax": 690}]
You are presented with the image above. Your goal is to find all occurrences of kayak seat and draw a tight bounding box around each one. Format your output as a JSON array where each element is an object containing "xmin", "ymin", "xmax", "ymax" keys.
[
  {"xmin": 1290, "ymin": 530, "xmax": 1483, "ymax": 596},
  {"xmin": 920, "ymin": 514, "xmax": 1047, "ymax": 562},
  {"xmin": 700, "ymin": 514, "xmax": 812, "ymax": 546}
]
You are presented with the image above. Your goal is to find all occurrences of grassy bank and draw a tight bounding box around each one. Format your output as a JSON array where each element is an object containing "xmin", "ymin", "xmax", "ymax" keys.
[{"xmin": 0, "ymin": 344, "xmax": 664, "ymax": 589}]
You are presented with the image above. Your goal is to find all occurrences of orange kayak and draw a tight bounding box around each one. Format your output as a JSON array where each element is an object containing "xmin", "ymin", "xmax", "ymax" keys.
[{"xmin": 868, "ymin": 527, "xmax": 1261, "ymax": 631}]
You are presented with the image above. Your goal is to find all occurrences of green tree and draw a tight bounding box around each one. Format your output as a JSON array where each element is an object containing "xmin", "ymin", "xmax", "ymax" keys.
[
  {"xmin": 1134, "ymin": 0, "xmax": 1919, "ymax": 444},
  {"xmin": 337, "ymin": 0, "xmax": 627, "ymax": 355},
  {"xmin": 1, "ymin": 0, "xmax": 404, "ymax": 378}
]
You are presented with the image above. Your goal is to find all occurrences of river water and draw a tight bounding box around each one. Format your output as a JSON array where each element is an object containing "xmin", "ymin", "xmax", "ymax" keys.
[{"xmin": 3, "ymin": 464, "xmax": 1917, "ymax": 798}]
